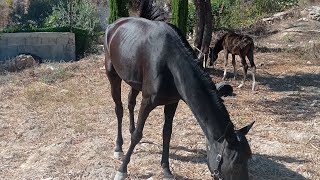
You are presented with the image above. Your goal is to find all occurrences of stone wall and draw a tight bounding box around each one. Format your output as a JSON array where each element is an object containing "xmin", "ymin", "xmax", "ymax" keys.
[{"xmin": 0, "ymin": 32, "xmax": 76, "ymax": 62}]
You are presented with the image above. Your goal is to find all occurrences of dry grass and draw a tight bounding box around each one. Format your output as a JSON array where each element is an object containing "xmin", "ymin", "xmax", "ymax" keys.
[{"xmin": 0, "ymin": 52, "xmax": 319, "ymax": 180}]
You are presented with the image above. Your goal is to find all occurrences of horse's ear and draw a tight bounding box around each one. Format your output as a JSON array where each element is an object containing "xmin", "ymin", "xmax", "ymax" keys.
[
  {"xmin": 216, "ymin": 82, "xmax": 233, "ymax": 97},
  {"xmin": 238, "ymin": 121, "xmax": 255, "ymax": 135}
]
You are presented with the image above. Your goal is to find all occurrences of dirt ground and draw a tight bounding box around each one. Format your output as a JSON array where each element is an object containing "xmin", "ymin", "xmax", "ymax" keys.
[
  {"xmin": 1, "ymin": 6, "xmax": 320, "ymax": 180},
  {"xmin": 0, "ymin": 49, "xmax": 319, "ymax": 180}
]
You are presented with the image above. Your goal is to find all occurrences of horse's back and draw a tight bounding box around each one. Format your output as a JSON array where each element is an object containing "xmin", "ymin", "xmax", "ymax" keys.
[
  {"xmin": 223, "ymin": 32, "xmax": 254, "ymax": 55},
  {"xmin": 105, "ymin": 17, "xmax": 179, "ymax": 98}
]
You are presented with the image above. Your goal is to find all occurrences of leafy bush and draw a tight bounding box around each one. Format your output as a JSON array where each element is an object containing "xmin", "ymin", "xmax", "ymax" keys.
[
  {"xmin": 187, "ymin": 2, "xmax": 195, "ymax": 36},
  {"xmin": 211, "ymin": 0, "xmax": 299, "ymax": 29},
  {"xmin": 44, "ymin": 0, "xmax": 100, "ymax": 57},
  {"xmin": 6, "ymin": 0, "xmax": 59, "ymax": 31}
]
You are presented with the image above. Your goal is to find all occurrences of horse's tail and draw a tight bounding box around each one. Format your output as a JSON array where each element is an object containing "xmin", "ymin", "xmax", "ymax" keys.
[{"xmin": 139, "ymin": 0, "xmax": 166, "ymax": 21}]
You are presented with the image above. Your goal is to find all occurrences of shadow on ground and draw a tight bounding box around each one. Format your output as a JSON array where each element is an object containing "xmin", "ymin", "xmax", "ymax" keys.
[
  {"xmin": 258, "ymin": 73, "xmax": 320, "ymax": 92},
  {"xmin": 249, "ymin": 154, "xmax": 308, "ymax": 180},
  {"xmin": 255, "ymin": 73, "xmax": 319, "ymax": 121},
  {"xmin": 153, "ymin": 146, "xmax": 307, "ymax": 180}
]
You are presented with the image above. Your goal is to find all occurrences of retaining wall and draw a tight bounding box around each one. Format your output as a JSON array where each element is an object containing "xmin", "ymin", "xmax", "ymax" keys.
[{"xmin": 0, "ymin": 32, "xmax": 76, "ymax": 62}]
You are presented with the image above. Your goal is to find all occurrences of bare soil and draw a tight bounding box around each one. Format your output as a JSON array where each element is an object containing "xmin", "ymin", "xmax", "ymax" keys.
[
  {"xmin": 0, "ymin": 50, "xmax": 319, "ymax": 180},
  {"xmin": 1, "ymin": 6, "xmax": 320, "ymax": 180}
]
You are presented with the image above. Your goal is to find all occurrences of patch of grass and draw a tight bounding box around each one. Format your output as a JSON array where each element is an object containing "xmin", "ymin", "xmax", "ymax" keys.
[
  {"xmin": 37, "ymin": 65, "xmax": 74, "ymax": 84},
  {"xmin": 282, "ymin": 34, "xmax": 295, "ymax": 43}
]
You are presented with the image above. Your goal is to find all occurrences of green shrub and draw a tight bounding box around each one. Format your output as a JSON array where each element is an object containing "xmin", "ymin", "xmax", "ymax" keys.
[
  {"xmin": 187, "ymin": 2, "xmax": 195, "ymax": 36},
  {"xmin": 44, "ymin": 0, "xmax": 100, "ymax": 57},
  {"xmin": 211, "ymin": 0, "xmax": 299, "ymax": 29}
]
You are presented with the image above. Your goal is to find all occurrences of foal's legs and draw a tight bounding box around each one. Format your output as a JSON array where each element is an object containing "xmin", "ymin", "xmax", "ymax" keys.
[
  {"xmin": 161, "ymin": 102, "xmax": 178, "ymax": 179},
  {"xmin": 238, "ymin": 55, "xmax": 248, "ymax": 88},
  {"xmin": 231, "ymin": 54, "xmax": 236, "ymax": 80},
  {"xmin": 106, "ymin": 61, "xmax": 124, "ymax": 159},
  {"xmin": 128, "ymin": 88, "xmax": 139, "ymax": 134},
  {"xmin": 114, "ymin": 97, "xmax": 155, "ymax": 180},
  {"xmin": 222, "ymin": 50, "xmax": 229, "ymax": 80},
  {"xmin": 247, "ymin": 51, "xmax": 256, "ymax": 91}
]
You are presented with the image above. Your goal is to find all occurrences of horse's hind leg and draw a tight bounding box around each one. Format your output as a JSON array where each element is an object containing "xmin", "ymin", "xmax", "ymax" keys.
[
  {"xmin": 128, "ymin": 88, "xmax": 139, "ymax": 134},
  {"xmin": 115, "ymin": 97, "xmax": 155, "ymax": 180},
  {"xmin": 161, "ymin": 102, "xmax": 178, "ymax": 179},
  {"xmin": 106, "ymin": 61, "xmax": 124, "ymax": 159},
  {"xmin": 231, "ymin": 54, "xmax": 236, "ymax": 80},
  {"xmin": 238, "ymin": 55, "xmax": 248, "ymax": 88},
  {"xmin": 247, "ymin": 51, "xmax": 256, "ymax": 91}
]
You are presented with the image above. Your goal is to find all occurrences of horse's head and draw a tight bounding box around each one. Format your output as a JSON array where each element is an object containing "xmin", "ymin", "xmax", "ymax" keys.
[{"xmin": 206, "ymin": 121, "xmax": 255, "ymax": 180}]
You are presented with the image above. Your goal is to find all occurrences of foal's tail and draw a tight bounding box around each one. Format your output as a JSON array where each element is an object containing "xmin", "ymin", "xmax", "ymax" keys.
[{"xmin": 139, "ymin": 0, "xmax": 166, "ymax": 21}]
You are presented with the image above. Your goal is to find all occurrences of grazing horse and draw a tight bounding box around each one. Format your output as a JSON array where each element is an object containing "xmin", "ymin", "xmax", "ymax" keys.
[
  {"xmin": 105, "ymin": 1, "xmax": 254, "ymax": 179},
  {"xmin": 209, "ymin": 31, "xmax": 257, "ymax": 91}
]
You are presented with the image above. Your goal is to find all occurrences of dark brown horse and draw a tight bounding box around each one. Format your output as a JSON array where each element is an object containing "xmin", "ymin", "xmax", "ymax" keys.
[
  {"xmin": 105, "ymin": 1, "xmax": 254, "ymax": 179},
  {"xmin": 209, "ymin": 31, "xmax": 257, "ymax": 91}
]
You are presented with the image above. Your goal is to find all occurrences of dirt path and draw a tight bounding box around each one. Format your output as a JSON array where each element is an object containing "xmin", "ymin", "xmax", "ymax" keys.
[{"xmin": 0, "ymin": 52, "xmax": 319, "ymax": 180}]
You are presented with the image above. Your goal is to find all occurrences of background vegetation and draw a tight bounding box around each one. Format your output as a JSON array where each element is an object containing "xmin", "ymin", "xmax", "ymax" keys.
[{"xmin": 1, "ymin": 0, "xmax": 305, "ymax": 57}]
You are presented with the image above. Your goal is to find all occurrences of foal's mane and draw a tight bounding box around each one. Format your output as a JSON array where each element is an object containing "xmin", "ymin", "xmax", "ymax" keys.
[{"xmin": 139, "ymin": 0, "xmax": 231, "ymax": 122}]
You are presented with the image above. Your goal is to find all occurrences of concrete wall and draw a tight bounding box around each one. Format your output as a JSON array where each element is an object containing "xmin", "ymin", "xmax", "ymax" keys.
[{"xmin": 0, "ymin": 32, "xmax": 76, "ymax": 62}]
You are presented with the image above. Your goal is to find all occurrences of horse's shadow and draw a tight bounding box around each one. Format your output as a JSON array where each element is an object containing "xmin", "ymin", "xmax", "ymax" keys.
[
  {"xmin": 165, "ymin": 146, "xmax": 308, "ymax": 180},
  {"xmin": 249, "ymin": 153, "xmax": 309, "ymax": 180}
]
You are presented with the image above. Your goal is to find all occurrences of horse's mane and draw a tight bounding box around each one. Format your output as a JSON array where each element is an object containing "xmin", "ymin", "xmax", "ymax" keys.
[
  {"xmin": 139, "ymin": 0, "xmax": 166, "ymax": 21},
  {"xmin": 140, "ymin": 0, "xmax": 230, "ymax": 121}
]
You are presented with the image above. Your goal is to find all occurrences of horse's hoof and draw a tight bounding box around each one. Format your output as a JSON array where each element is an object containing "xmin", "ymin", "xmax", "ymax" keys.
[
  {"xmin": 114, "ymin": 171, "xmax": 127, "ymax": 180},
  {"xmin": 163, "ymin": 178, "xmax": 175, "ymax": 180},
  {"xmin": 237, "ymin": 84, "xmax": 244, "ymax": 88},
  {"xmin": 252, "ymin": 82, "xmax": 256, "ymax": 91},
  {"xmin": 163, "ymin": 175, "xmax": 175, "ymax": 180},
  {"xmin": 114, "ymin": 151, "xmax": 124, "ymax": 159}
]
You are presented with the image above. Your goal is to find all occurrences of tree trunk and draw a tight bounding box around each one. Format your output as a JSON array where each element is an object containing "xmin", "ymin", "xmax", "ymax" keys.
[
  {"xmin": 171, "ymin": 0, "xmax": 188, "ymax": 36},
  {"xmin": 193, "ymin": 0, "xmax": 205, "ymax": 51},
  {"xmin": 108, "ymin": 0, "xmax": 129, "ymax": 23},
  {"xmin": 193, "ymin": 0, "xmax": 212, "ymax": 66}
]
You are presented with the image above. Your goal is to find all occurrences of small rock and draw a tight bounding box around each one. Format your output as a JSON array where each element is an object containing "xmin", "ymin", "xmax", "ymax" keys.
[
  {"xmin": 307, "ymin": 61, "xmax": 312, "ymax": 64},
  {"xmin": 310, "ymin": 100, "xmax": 318, "ymax": 107},
  {"xmin": 297, "ymin": 18, "xmax": 309, "ymax": 22},
  {"xmin": 297, "ymin": 114, "xmax": 304, "ymax": 118},
  {"xmin": 269, "ymin": 61, "xmax": 275, "ymax": 64}
]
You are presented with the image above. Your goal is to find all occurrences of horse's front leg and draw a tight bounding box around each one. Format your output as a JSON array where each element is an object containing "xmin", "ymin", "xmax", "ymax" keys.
[
  {"xmin": 222, "ymin": 50, "xmax": 229, "ymax": 80},
  {"xmin": 128, "ymin": 88, "xmax": 139, "ymax": 134},
  {"xmin": 161, "ymin": 102, "xmax": 178, "ymax": 180},
  {"xmin": 114, "ymin": 97, "xmax": 155, "ymax": 180}
]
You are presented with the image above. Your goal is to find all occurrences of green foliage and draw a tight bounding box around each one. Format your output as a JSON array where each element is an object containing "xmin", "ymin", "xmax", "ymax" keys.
[
  {"xmin": 6, "ymin": 0, "xmax": 13, "ymax": 8},
  {"xmin": 7, "ymin": 0, "xmax": 59, "ymax": 30},
  {"xmin": 187, "ymin": 2, "xmax": 195, "ymax": 36},
  {"xmin": 108, "ymin": 0, "xmax": 129, "ymax": 23},
  {"xmin": 43, "ymin": 0, "xmax": 100, "ymax": 58},
  {"xmin": 171, "ymin": 0, "xmax": 188, "ymax": 36},
  {"xmin": 45, "ymin": 0, "xmax": 100, "ymax": 32},
  {"xmin": 211, "ymin": 0, "xmax": 299, "ymax": 29}
]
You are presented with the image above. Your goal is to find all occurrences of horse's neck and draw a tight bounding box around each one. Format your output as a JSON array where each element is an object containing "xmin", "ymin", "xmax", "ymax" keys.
[{"xmin": 168, "ymin": 57, "xmax": 230, "ymax": 141}]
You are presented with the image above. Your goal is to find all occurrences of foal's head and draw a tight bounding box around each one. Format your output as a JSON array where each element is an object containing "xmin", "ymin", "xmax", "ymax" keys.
[{"xmin": 206, "ymin": 122, "xmax": 254, "ymax": 180}]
